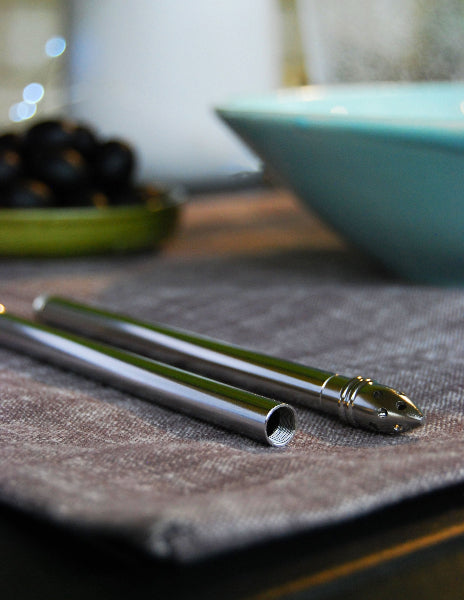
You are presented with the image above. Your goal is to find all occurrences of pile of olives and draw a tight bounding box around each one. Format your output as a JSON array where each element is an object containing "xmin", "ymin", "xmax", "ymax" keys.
[{"xmin": 0, "ymin": 119, "xmax": 141, "ymax": 209}]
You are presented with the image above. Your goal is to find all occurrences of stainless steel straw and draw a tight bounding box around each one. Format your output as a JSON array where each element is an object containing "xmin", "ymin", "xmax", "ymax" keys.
[
  {"xmin": 0, "ymin": 312, "xmax": 296, "ymax": 447},
  {"xmin": 33, "ymin": 295, "xmax": 424, "ymax": 434}
]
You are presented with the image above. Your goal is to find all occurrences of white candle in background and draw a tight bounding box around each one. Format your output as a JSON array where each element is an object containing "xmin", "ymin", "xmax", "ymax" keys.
[{"xmin": 67, "ymin": 1, "xmax": 283, "ymax": 188}]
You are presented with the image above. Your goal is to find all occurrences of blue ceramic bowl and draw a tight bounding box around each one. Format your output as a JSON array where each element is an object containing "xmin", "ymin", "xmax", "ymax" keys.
[{"xmin": 217, "ymin": 82, "xmax": 464, "ymax": 284}]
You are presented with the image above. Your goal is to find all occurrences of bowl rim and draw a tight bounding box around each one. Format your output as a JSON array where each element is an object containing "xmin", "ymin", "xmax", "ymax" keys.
[{"xmin": 216, "ymin": 81, "xmax": 464, "ymax": 148}]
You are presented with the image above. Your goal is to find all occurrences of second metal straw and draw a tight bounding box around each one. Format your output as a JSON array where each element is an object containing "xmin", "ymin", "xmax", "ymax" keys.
[
  {"xmin": 33, "ymin": 295, "xmax": 424, "ymax": 434},
  {"xmin": 0, "ymin": 312, "xmax": 295, "ymax": 447}
]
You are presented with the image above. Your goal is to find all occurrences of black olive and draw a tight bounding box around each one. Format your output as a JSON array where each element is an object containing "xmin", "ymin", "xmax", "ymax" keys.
[
  {"xmin": 0, "ymin": 121, "xmax": 141, "ymax": 209},
  {"xmin": 94, "ymin": 140, "xmax": 135, "ymax": 189},
  {"xmin": 0, "ymin": 132, "xmax": 22, "ymax": 153},
  {"xmin": 21, "ymin": 120, "xmax": 77, "ymax": 173},
  {"xmin": 72, "ymin": 124, "xmax": 98, "ymax": 160},
  {"xmin": 0, "ymin": 150, "xmax": 21, "ymax": 188},
  {"xmin": 3, "ymin": 179, "xmax": 54, "ymax": 209},
  {"xmin": 56, "ymin": 188, "xmax": 109, "ymax": 209},
  {"xmin": 23, "ymin": 119, "xmax": 76, "ymax": 152},
  {"xmin": 90, "ymin": 190, "xmax": 110, "ymax": 208},
  {"xmin": 106, "ymin": 186, "xmax": 142, "ymax": 206},
  {"xmin": 34, "ymin": 148, "xmax": 89, "ymax": 194}
]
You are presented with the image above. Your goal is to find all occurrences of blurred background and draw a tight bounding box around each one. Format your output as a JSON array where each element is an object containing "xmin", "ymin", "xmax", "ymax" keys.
[{"xmin": 1, "ymin": 0, "xmax": 464, "ymax": 190}]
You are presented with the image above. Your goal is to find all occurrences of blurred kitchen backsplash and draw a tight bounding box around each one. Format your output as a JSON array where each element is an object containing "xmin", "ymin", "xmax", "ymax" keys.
[
  {"xmin": 1, "ymin": 0, "xmax": 463, "ymax": 187},
  {"xmin": 298, "ymin": 0, "xmax": 464, "ymax": 84}
]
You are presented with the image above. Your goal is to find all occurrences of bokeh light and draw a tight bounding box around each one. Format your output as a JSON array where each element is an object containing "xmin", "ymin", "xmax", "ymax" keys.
[
  {"xmin": 45, "ymin": 36, "xmax": 66, "ymax": 58},
  {"xmin": 23, "ymin": 82, "xmax": 45, "ymax": 104},
  {"xmin": 9, "ymin": 101, "xmax": 37, "ymax": 122}
]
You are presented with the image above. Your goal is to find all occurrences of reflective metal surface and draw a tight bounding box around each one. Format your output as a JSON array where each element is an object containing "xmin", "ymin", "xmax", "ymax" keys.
[
  {"xmin": 33, "ymin": 295, "xmax": 425, "ymax": 434},
  {"xmin": 0, "ymin": 312, "xmax": 296, "ymax": 447}
]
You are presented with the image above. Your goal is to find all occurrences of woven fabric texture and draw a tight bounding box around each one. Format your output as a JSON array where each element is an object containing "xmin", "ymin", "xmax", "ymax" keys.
[{"xmin": 1, "ymin": 248, "xmax": 464, "ymax": 562}]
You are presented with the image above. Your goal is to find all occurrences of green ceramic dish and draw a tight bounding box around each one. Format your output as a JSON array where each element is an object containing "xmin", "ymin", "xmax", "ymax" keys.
[
  {"xmin": 217, "ymin": 82, "xmax": 464, "ymax": 284},
  {"xmin": 0, "ymin": 189, "xmax": 182, "ymax": 257}
]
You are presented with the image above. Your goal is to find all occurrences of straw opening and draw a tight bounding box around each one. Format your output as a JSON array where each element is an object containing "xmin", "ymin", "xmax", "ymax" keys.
[{"xmin": 266, "ymin": 405, "xmax": 296, "ymax": 447}]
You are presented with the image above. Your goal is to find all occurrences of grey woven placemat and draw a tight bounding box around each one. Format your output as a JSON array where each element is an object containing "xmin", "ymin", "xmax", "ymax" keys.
[{"xmin": 1, "ymin": 248, "xmax": 464, "ymax": 562}]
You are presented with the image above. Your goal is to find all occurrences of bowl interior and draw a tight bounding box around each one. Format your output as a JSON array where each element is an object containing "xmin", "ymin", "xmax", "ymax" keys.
[{"xmin": 218, "ymin": 82, "xmax": 464, "ymax": 125}]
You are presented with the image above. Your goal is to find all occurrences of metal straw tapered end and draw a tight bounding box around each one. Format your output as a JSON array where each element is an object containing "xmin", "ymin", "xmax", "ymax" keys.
[{"xmin": 351, "ymin": 379, "xmax": 425, "ymax": 434}]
